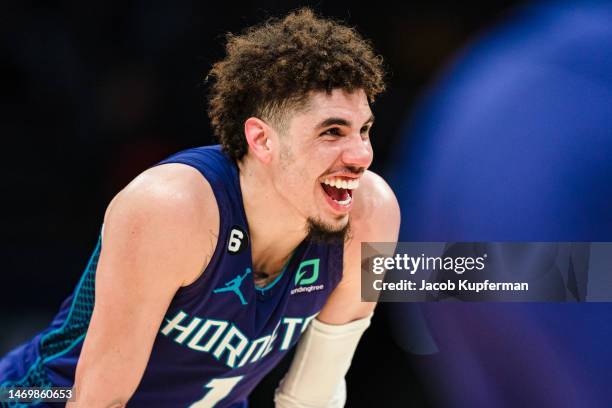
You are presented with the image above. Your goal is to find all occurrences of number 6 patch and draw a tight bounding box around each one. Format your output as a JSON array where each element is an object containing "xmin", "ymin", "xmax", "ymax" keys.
[{"xmin": 227, "ymin": 226, "xmax": 248, "ymax": 254}]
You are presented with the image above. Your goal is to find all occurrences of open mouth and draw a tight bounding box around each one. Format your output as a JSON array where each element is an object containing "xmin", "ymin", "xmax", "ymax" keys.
[{"xmin": 321, "ymin": 177, "xmax": 360, "ymax": 208}]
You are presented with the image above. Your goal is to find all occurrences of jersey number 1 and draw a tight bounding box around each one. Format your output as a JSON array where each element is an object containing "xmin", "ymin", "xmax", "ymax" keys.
[{"xmin": 190, "ymin": 375, "xmax": 244, "ymax": 407}]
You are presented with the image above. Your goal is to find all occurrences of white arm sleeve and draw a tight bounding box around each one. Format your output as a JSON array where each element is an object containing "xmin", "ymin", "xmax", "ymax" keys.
[{"xmin": 274, "ymin": 314, "xmax": 372, "ymax": 408}]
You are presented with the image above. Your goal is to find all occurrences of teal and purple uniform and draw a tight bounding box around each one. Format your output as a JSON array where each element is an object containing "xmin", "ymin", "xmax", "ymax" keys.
[{"xmin": 0, "ymin": 145, "xmax": 344, "ymax": 407}]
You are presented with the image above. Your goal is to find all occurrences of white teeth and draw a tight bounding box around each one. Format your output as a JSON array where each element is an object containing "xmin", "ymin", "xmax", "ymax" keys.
[
  {"xmin": 322, "ymin": 178, "xmax": 360, "ymax": 190},
  {"xmin": 334, "ymin": 195, "xmax": 352, "ymax": 206}
]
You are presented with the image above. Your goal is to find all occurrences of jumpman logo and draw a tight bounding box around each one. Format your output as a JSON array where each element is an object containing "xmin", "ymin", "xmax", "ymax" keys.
[{"xmin": 213, "ymin": 267, "xmax": 252, "ymax": 305}]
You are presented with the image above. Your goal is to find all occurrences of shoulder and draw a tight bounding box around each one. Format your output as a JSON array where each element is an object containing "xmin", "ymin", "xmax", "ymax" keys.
[
  {"xmin": 103, "ymin": 163, "xmax": 220, "ymax": 286},
  {"xmin": 107, "ymin": 163, "xmax": 218, "ymax": 231},
  {"xmin": 338, "ymin": 170, "xmax": 399, "ymax": 281},
  {"xmin": 349, "ymin": 170, "xmax": 401, "ymax": 243}
]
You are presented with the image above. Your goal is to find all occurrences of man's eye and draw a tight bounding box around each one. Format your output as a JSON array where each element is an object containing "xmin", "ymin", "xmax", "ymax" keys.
[{"xmin": 322, "ymin": 127, "xmax": 342, "ymax": 136}]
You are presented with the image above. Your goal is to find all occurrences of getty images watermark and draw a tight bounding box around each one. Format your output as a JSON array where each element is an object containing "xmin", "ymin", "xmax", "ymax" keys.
[
  {"xmin": 361, "ymin": 242, "xmax": 612, "ymax": 302},
  {"xmin": 370, "ymin": 252, "xmax": 529, "ymax": 292}
]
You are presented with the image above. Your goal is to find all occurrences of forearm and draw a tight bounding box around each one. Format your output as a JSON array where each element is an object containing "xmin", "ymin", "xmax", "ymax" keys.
[
  {"xmin": 275, "ymin": 313, "xmax": 372, "ymax": 407},
  {"xmin": 66, "ymin": 332, "xmax": 150, "ymax": 407},
  {"xmin": 67, "ymin": 358, "xmax": 140, "ymax": 407}
]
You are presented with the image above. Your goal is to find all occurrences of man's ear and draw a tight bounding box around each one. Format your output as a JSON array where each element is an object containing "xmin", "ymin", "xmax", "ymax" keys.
[{"xmin": 244, "ymin": 117, "xmax": 273, "ymax": 164}]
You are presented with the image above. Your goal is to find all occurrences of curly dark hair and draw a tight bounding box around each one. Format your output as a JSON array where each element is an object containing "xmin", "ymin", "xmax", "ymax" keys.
[{"xmin": 207, "ymin": 8, "xmax": 386, "ymax": 160}]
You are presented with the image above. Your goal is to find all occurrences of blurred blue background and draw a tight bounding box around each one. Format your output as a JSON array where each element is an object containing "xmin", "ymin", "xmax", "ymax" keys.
[{"xmin": 387, "ymin": 1, "xmax": 612, "ymax": 407}]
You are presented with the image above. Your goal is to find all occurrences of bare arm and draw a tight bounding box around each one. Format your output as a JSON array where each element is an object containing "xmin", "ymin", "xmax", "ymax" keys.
[
  {"xmin": 68, "ymin": 164, "xmax": 218, "ymax": 407},
  {"xmin": 317, "ymin": 170, "xmax": 401, "ymax": 324},
  {"xmin": 275, "ymin": 171, "xmax": 400, "ymax": 407}
]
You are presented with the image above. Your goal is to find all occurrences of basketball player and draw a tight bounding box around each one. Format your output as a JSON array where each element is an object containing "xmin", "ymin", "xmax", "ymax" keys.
[{"xmin": 0, "ymin": 8, "xmax": 400, "ymax": 407}]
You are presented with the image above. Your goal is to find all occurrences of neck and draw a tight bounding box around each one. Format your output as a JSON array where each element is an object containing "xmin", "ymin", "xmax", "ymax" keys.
[{"xmin": 238, "ymin": 158, "xmax": 308, "ymax": 274}]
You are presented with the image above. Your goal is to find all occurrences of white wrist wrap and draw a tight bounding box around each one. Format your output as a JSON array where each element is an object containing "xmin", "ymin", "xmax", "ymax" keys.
[{"xmin": 274, "ymin": 314, "xmax": 372, "ymax": 408}]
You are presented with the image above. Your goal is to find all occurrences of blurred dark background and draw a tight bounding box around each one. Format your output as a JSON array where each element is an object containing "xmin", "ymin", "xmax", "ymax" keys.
[{"xmin": 1, "ymin": 1, "xmax": 525, "ymax": 406}]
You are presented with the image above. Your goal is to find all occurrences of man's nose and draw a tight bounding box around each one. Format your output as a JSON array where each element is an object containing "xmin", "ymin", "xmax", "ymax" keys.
[{"xmin": 342, "ymin": 133, "xmax": 373, "ymax": 169}]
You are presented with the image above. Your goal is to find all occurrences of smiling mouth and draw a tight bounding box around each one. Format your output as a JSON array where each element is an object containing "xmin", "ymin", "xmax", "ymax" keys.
[{"xmin": 321, "ymin": 177, "xmax": 360, "ymax": 207}]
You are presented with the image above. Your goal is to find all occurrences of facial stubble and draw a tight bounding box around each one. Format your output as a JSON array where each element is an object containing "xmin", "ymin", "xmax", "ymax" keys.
[{"xmin": 306, "ymin": 216, "xmax": 350, "ymax": 244}]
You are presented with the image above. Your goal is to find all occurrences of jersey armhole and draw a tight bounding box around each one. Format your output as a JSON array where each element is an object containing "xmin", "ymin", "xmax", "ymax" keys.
[{"xmin": 152, "ymin": 159, "xmax": 230, "ymax": 301}]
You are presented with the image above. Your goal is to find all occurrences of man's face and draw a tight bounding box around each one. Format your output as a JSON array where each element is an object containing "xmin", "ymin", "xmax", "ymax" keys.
[{"xmin": 269, "ymin": 89, "xmax": 374, "ymax": 236}]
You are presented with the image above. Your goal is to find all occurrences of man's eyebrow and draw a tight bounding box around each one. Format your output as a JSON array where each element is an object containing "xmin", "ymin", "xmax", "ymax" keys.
[
  {"xmin": 315, "ymin": 114, "xmax": 375, "ymax": 129},
  {"xmin": 316, "ymin": 117, "xmax": 351, "ymax": 129}
]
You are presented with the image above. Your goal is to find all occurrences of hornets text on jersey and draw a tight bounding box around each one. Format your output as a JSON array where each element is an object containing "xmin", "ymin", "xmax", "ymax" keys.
[{"xmin": 0, "ymin": 145, "xmax": 344, "ymax": 407}]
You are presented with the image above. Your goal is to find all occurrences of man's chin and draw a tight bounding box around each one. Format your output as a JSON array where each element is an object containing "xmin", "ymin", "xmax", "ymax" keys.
[{"xmin": 305, "ymin": 216, "xmax": 350, "ymax": 244}]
